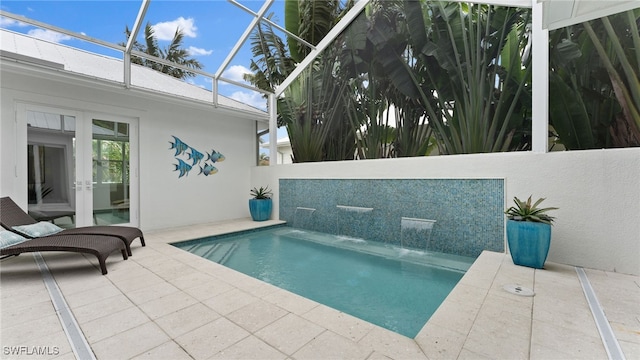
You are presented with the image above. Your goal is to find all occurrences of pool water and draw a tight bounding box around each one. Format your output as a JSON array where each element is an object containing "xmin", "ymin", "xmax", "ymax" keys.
[{"xmin": 173, "ymin": 226, "xmax": 474, "ymax": 338}]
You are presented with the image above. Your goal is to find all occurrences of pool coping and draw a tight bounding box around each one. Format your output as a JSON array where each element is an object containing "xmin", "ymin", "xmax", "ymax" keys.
[{"xmin": 171, "ymin": 223, "xmax": 472, "ymax": 338}]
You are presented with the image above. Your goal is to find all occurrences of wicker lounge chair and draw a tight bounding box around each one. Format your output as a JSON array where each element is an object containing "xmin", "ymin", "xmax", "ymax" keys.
[
  {"xmin": 1, "ymin": 197, "xmax": 145, "ymax": 256},
  {"xmin": 1, "ymin": 233, "xmax": 128, "ymax": 275}
]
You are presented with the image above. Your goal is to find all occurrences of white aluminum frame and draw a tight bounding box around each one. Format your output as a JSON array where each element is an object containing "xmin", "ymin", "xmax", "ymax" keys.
[{"xmin": 1, "ymin": 0, "xmax": 632, "ymax": 164}]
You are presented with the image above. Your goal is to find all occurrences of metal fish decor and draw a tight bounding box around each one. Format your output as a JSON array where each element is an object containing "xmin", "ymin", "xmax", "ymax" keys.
[{"xmin": 169, "ymin": 136, "xmax": 224, "ymax": 178}]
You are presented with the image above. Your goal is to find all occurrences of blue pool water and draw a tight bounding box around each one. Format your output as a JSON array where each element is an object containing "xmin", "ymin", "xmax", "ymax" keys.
[{"xmin": 173, "ymin": 226, "xmax": 474, "ymax": 338}]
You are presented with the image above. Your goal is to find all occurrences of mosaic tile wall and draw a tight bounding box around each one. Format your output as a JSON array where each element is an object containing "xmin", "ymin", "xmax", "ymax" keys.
[{"xmin": 279, "ymin": 179, "xmax": 504, "ymax": 257}]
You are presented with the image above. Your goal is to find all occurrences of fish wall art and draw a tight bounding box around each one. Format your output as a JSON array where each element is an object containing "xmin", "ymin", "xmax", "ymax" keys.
[{"xmin": 169, "ymin": 135, "xmax": 226, "ymax": 178}]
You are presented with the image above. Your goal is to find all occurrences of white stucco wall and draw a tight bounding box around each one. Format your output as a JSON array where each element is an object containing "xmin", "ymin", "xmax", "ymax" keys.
[
  {"xmin": 1, "ymin": 69, "xmax": 261, "ymax": 232},
  {"xmin": 251, "ymin": 149, "xmax": 640, "ymax": 275},
  {"xmin": 138, "ymin": 99, "xmax": 257, "ymax": 230}
]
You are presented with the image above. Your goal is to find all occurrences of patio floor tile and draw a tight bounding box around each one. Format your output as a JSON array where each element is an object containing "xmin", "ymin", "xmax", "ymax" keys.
[
  {"xmin": 202, "ymin": 288, "xmax": 259, "ymax": 315},
  {"xmin": 91, "ymin": 322, "xmax": 170, "ymax": 359},
  {"xmin": 302, "ymin": 305, "xmax": 375, "ymax": 342},
  {"xmin": 137, "ymin": 291, "xmax": 199, "ymax": 320},
  {"xmin": 254, "ymin": 313, "xmax": 325, "ymax": 356},
  {"xmin": 210, "ymin": 335, "xmax": 288, "ymax": 360},
  {"xmin": 124, "ymin": 281, "xmax": 181, "ymax": 305},
  {"xmin": 71, "ymin": 293, "xmax": 134, "ymax": 324},
  {"xmin": 130, "ymin": 341, "xmax": 193, "ymax": 360},
  {"xmin": 531, "ymin": 319, "xmax": 608, "ymax": 359},
  {"xmin": 293, "ymin": 330, "xmax": 373, "ymax": 359},
  {"xmin": 357, "ymin": 326, "xmax": 428, "ymax": 359},
  {"xmin": 226, "ymin": 299, "xmax": 288, "ymax": 332},
  {"xmin": 80, "ymin": 306, "xmax": 151, "ymax": 343},
  {"xmin": 154, "ymin": 303, "xmax": 221, "ymax": 338},
  {"xmin": 175, "ymin": 317, "xmax": 250, "ymax": 359}
]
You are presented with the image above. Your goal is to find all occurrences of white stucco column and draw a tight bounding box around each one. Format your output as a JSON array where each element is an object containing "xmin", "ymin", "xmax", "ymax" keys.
[
  {"xmin": 268, "ymin": 93, "xmax": 278, "ymax": 165},
  {"xmin": 531, "ymin": 0, "xmax": 549, "ymax": 153}
]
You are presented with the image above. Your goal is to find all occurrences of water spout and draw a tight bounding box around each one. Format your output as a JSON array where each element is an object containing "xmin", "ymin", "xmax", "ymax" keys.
[
  {"xmin": 293, "ymin": 207, "xmax": 316, "ymax": 229},
  {"xmin": 335, "ymin": 205, "xmax": 374, "ymax": 239},
  {"xmin": 400, "ymin": 217, "xmax": 436, "ymax": 250},
  {"xmin": 400, "ymin": 217, "xmax": 436, "ymax": 230},
  {"xmin": 336, "ymin": 205, "xmax": 374, "ymax": 213}
]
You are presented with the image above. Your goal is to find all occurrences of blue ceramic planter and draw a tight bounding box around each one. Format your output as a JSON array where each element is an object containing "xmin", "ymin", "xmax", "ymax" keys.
[
  {"xmin": 506, "ymin": 220, "xmax": 551, "ymax": 269},
  {"xmin": 249, "ymin": 199, "xmax": 272, "ymax": 221}
]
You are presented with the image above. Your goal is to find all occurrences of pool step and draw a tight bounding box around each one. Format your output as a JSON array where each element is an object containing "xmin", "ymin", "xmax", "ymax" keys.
[
  {"xmin": 217, "ymin": 243, "xmax": 238, "ymax": 265},
  {"xmin": 183, "ymin": 242, "xmax": 238, "ymax": 264},
  {"xmin": 182, "ymin": 243, "xmax": 218, "ymax": 257}
]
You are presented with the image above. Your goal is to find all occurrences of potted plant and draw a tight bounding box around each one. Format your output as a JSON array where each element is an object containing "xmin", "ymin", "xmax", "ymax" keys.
[
  {"xmin": 505, "ymin": 196, "xmax": 558, "ymax": 269},
  {"xmin": 249, "ymin": 186, "xmax": 273, "ymax": 221}
]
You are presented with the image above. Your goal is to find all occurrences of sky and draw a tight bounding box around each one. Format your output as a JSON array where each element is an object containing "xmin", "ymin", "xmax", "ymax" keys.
[{"xmin": 0, "ymin": 0, "xmax": 288, "ymax": 112}]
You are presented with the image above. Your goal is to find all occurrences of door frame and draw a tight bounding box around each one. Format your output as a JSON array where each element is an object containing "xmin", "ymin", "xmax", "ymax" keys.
[
  {"xmin": 84, "ymin": 111, "xmax": 139, "ymax": 227},
  {"xmin": 17, "ymin": 102, "xmax": 140, "ymax": 227}
]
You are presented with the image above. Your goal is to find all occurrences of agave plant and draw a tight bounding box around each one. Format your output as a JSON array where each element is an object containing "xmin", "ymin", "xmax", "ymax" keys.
[
  {"xmin": 250, "ymin": 186, "xmax": 273, "ymax": 200},
  {"xmin": 505, "ymin": 196, "xmax": 558, "ymax": 225}
]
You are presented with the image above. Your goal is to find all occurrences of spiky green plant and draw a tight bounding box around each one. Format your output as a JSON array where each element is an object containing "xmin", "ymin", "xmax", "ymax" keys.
[
  {"xmin": 505, "ymin": 196, "xmax": 558, "ymax": 225},
  {"xmin": 401, "ymin": 1, "xmax": 533, "ymax": 154},
  {"xmin": 250, "ymin": 186, "xmax": 273, "ymax": 200}
]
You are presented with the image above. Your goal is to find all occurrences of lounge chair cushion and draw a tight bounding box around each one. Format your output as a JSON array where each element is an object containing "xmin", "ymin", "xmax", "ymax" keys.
[
  {"xmin": 0, "ymin": 230, "xmax": 27, "ymax": 249},
  {"xmin": 12, "ymin": 221, "xmax": 64, "ymax": 238}
]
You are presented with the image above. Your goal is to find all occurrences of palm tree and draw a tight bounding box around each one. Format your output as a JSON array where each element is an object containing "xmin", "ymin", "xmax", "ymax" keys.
[
  {"xmin": 243, "ymin": 15, "xmax": 296, "ymax": 93},
  {"xmin": 258, "ymin": 152, "xmax": 270, "ymax": 166},
  {"xmin": 245, "ymin": 1, "xmax": 357, "ymax": 162},
  {"xmin": 122, "ymin": 22, "xmax": 203, "ymax": 79}
]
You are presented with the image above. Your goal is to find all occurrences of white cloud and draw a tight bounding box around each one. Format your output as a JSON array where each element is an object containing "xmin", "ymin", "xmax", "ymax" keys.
[
  {"xmin": 222, "ymin": 65, "xmax": 252, "ymax": 84},
  {"xmin": 27, "ymin": 28, "xmax": 72, "ymax": 43},
  {"xmin": 0, "ymin": 17, "xmax": 28, "ymax": 28},
  {"xmin": 152, "ymin": 17, "xmax": 197, "ymax": 41},
  {"xmin": 187, "ymin": 46, "xmax": 212, "ymax": 56},
  {"xmin": 229, "ymin": 90, "xmax": 266, "ymax": 110}
]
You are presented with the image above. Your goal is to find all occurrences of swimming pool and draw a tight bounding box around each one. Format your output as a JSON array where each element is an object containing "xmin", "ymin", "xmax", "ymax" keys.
[{"xmin": 173, "ymin": 225, "xmax": 475, "ymax": 338}]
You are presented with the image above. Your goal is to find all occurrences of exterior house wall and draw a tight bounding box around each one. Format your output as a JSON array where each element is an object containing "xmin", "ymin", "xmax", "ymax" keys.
[
  {"xmin": 1, "ymin": 70, "xmax": 260, "ymax": 231},
  {"xmin": 260, "ymin": 138, "xmax": 293, "ymax": 164},
  {"xmin": 251, "ymin": 149, "xmax": 640, "ymax": 275}
]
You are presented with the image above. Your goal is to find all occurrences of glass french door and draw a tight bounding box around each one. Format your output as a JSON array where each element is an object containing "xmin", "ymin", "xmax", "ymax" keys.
[{"xmin": 23, "ymin": 104, "xmax": 138, "ymax": 228}]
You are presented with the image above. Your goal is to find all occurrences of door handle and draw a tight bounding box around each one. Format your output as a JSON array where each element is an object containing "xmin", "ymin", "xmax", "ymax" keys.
[{"xmin": 85, "ymin": 180, "xmax": 92, "ymax": 190}]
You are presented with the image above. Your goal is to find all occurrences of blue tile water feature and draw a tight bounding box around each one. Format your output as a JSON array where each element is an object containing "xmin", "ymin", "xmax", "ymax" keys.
[{"xmin": 279, "ymin": 178, "xmax": 504, "ymax": 257}]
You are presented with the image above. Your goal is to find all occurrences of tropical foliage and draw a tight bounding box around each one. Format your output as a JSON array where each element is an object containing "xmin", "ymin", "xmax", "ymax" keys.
[
  {"xmin": 549, "ymin": 8, "xmax": 640, "ymax": 148},
  {"xmin": 246, "ymin": 0, "xmax": 638, "ymax": 162},
  {"xmin": 121, "ymin": 22, "xmax": 203, "ymax": 79},
  {"xmin": 399, "ymin": 1, "xmax": 533, "ymax": 154},
  {"xmin": 247, "ymin": 1, "xmax": 356, "ymax": 162}
]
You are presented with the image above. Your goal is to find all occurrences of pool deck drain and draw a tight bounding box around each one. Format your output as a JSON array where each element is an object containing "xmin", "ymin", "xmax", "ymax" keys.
[
  {"xmin": 33, "ymin": 253, "xmax": 96, "ymax": 360},
  {"xmin": 1, "ymin": 218, "xmax": 639, "ymax": 359},
  {"xmin": 503, "ymin": 283, "xmax": 535, "ymax": 297}
]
